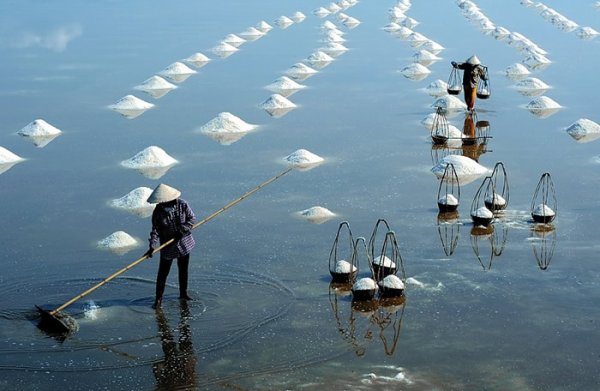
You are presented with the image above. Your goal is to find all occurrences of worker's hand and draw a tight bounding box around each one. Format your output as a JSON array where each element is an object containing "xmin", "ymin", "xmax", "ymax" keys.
[
  {"xmin": 451, "ymin": 61, "xmax": 457, "ymax": 68},
  {"xmin": 144, "ymin": 247, "xmax": 154, "ymax": 258}
]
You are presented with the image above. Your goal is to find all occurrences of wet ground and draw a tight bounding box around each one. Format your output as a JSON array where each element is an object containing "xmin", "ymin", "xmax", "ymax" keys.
[{"xmin": 1, "ymin": 0, "xmax": 600, "ymax": 390}]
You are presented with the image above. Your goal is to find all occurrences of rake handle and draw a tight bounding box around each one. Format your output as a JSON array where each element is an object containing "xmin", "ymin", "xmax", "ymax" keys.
[{"xmin": 50, "ymin": 167, "xmax": 293, "ymax": 315}]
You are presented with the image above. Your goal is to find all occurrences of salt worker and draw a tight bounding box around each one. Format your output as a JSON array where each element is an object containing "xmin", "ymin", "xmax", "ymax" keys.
[
  {"xmin": 451, "ymin": 55, "xmax": 487, "ymax": 111},
  {"xmin": 145, "ymin": 183, "xmax": 196, "ymax": 309}
]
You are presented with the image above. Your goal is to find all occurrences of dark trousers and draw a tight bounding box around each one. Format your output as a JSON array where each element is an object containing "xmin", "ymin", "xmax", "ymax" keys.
[{"xmin": 155, "ymin": 254, "xmax": 190, "ymax": 300}]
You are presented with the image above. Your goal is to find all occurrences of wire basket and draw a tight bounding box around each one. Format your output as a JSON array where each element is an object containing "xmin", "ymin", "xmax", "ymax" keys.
[
  {"xmin": 476, "ymin": 66, "xmax": 491, "ymax": 99},
  {"xmin": 437, "ymin": 162, "xmax": 460, "ymax": 213},
  {"xmin": 375, "ymin": 232, "xmax": 406, "ymax": 297},
  {"xmin": 431, "ymin": 107, "xmax": 450, "ymax": 144},
  {"xmin": 351, "ymin": 237, "xmax": 378, "ymax": 302},
  {"xmin": 531, "ymin": 172, "xmax": 557, "ymax": 224},
  {"xmin": 447, "ymin": 67, "xmax": 462, "ymax": 95},
  {"xmin": 471, "ymin": 176, "xmax": 495, "ymax": 226},
  {"xmin": 484, "ymin": 162, "xmax": 509, "ymax": 212},
  {"xmin": 328, "ymin": 221, "xmax": 358, "ymax": 283}
]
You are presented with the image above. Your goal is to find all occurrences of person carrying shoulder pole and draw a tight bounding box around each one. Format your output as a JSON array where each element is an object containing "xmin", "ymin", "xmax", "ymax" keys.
[
  {"xmin": 451, "ymin": 55, "xmax": 487, "ymax": 111},
  {"xmin": 144, "ymin": 183, "xmax": 196, "ymax": 309}
]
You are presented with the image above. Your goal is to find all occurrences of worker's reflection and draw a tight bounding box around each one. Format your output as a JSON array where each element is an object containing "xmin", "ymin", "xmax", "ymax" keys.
[
  {"xmin": 462, "ymin": 112, "xmax": 489, "ymax": 162},
  {"xmin": 153, "ymin": 301, "xmax": 198, "ymax": 390}
]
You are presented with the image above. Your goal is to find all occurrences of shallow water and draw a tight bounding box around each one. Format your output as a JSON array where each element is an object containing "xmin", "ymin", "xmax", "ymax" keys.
[{"xmin": 1, "ymin": 0, "xmax": 600, "ymax": 390}]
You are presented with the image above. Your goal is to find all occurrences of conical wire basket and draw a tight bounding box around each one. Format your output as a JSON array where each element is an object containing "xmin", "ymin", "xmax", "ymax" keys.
[
  {"xmin": 531, "ymin": 172, "xmax": 557, "ymax": 224},
  {"xmin": 328, "ymin": 221, "xmax": 358, "ymax": 283}
]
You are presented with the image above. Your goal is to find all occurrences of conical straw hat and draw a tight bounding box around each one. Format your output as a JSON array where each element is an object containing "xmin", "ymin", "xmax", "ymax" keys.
[
  {"xmin": 466, "ymin": 55, "xmax": 480, "ymax": 65},
  {"xmin": 147, "ymin": 183, "xmax": 181, "ymax": 203}
]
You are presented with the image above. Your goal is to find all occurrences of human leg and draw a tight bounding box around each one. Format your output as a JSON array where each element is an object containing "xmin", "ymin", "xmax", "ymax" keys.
[
  {"xmin": 465, "ymin": 86, "xmax": 477, "ymax": 111},
  {"xmin": 177, "ymin": 254, "xmax": 191, "ymax": 300},
  {"xmin": 154, "ymin": 257, "xmax": 174, "ymax": 308}
]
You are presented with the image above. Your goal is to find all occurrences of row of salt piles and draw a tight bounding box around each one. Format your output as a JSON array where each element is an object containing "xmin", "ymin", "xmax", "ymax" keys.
[
  {"xmin": 520, "ymin": 0, "xmax": 599, "ymax": 39},
  {"xmin": 314, "ymin": 0, "xmax": 359, "ymax": 19}
]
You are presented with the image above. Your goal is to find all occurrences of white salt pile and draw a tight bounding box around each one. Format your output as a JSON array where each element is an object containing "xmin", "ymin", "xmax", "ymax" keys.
[
  {"xmin": 565, "ymin": 118, "xmax": 600, "ymax": 143},
  {"xmin": 121, "ymin": 146, "xmax": 178, "ymax": 168},
  {"xmin": 420, "ymin": 40, "xmax": 444, "ymax": 54},
  {"xmin": 400, "ymin": 63, "xmax": 430, "ymax": 81},
  {"xmin": 97, "ymin": 231, "xmax": 140, "ymax": 255},
  {"xmin": 378, "ymin": 275, "xmax": 405, "ymax": 290},
  {"xmin": 275, "ymin": 16, "xmax": 294, "ymax": 28},
  {"xmin": 525, "ymin": 96, "xmax": 562, "ymax": 118},
  {"xmin": 284, "ymin": 149, "xmax": 324, "ymax": 170},
  {"xmin": 485, "ymin": 193, "xmax": 507, "ymax": 208},
  {"xmin": 306, "ymin": 51, "xmax": 334, "ymax": 69},
  {"xmin": 238, "ymin": 27, "xmax": 265, "ymax": 41},
  {"xmin": 109, "ymin": 95, "xmax": 154, "ymax": 119},
  {"xmin": 314, "ymin": 7, "xmax": 331, "ymax": 17},
  {"xmin": 0, "ymin": 146, "xmax": 25, "ymax": 165},
  {"xmin": 265, "ymin": 76, "xmax": 306, "ymax": 97},
  {"xmin": 328, "ymin": 3, "xmax": 342, "ymax": 13},
  {"xmin": 515, "ymin": 77, "xmax": 550, "ymax": 96},
  {"xmin": 407, "ymin": 32, "xmax": 428, "ymax": 47},
  {"xmin": 110, "ymin": 186, "xmax": 156, "ymax": 218},
  {"xmin": 353, "ymin": 277, "xmax": 377, "ymax": 291},
  {"xmin": 413, "ymin": 49, "xmax": 440, "ymax": 66},
  {"xmin": 533, "ymin": 204, "xmax": 555, "ymax": 217},
  {"xmin": 158, "ymin": 62, "xmax": 196, "ymax": 83},
  {"xmin": 575, "ymin": 26, "xmax": 599, "ymax": 39},
  {"xmin": 431, "ymin": 95, "xmax": 467, "ymax": 111},
  {"xmin": 420, "ymin": 112, "xmax": 438, "ymax": 130},
  {"xmin": 473, "ymin": 207, "xmax": 493, "ymax": 219},
  {"xmin": 394, "ymin": 26, "xmax": 414, "ymax": 40},
  {"xmin": 492, "ymin": 26, "xmax": 511, "ymax": 40},
  {"xmin": 134, "ymin": 75, "xmax": 177, "ymax": 99},
  {"xmin": 222, "ymin": 34, "xmax": 246, "ymax": 48},
  {"xmin": 438, "ymin": 194, "xmax": 459, "ymax": 206},
  {"xmin": 323, "ymin": 30, "xmax": 345, "ymax": 43},
  {"xmin": 297, "ymin": 206, "xmax": 336, "ymax": 224},
  {"xmin": 256, "ymin": 21, "xmax": 273, "ymax": 33},
  {"xmin": 17, "ymin": 119, "xmax": 63, "ymax": 147},
  {"xmin": 184, "ymin": 52, "xmax": 211, "ymax": 68},
  {"xmin": 321, "ymin": 20, "xmax": 338, "ymax": 31},
  {"xmin": 291, "ymin": 11, "xmax": 306, "ymax": 22},
  {"xmin": 431, "ymin": 155, "xmax": 489, "ymax": 185},
  {"xmin": 373, "ymin": 255, "xmax": 396, "ymax": 268},
  {"xmin": 400, "ymin": 16, "xmax": 418, "ymax": 29},
  {"xmin": 334, "ymin": 260, "xmax": 357, "ymax": 274},
  {"xmin": 198, "ymin": 112, "xmax": 256, "ymax": 134},
  {"xmin": 83, "ymin": 301, "xmax": 100, "ymax": 320},
  {"xmin": 522, "ymin": 53, "xmax": 551, "ymax": 70},
  {"xmin": 212, "ymin": 42, "xmax": 238, "ymax": 58},
  {"xmin": 260, "ymin": 94, "xmax": 297, "ymax": 118},
  {"xmin": 343, "ymin": 16, "xmax": 361, "ymax": 28},
  {"xmin": 505, "ymin": 63, "xmax": 531, "ymax": 79},
  {"xmin": 285, "ymin": 63, "xmax": 318, "ymax": 81},
  {"xmin": 425, "ymin": 79, "xmax": 449, "ymax": 97},
  {"xmin": 320, "ymin": 42, "xmax": 349, "ymax": 57}
]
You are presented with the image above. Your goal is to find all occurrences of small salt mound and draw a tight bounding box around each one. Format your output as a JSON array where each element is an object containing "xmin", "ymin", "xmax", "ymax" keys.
[
  {"xmin": 260, "ymin": 94, "xmax": 297, "ymax": 118},
  {"xmin": 394, "ymin": 26, "xmax": 413, "ymax": 39},
  {"xmin": 407, "ymin": 32, "xmax": 428, "ymax": 47},
  {"xmin": 353, "ymin": 277, "xmax": 377, "ymax": 291},
  {"xmin": 384, "ymin": 22, "xmax": 401, "ymax": 32},
  {"xmin": 431, "ymin": 95, "xmax": 467, "ymax": 111},
  {"xmin": 533, "ymin": 204, "xmax": 555, "ymax": 217},
  {"xmin": 83, "ymin": 301, "xmax": 100, "ymax": 320},
  {"xmin": 328, "ymin": 2, "xmax": 342, "ymax": 13},
  {"xmin": 238, "ymin": 27, "xmax": 265, "ymax": 40},
  {"xmin": 110, "ymin": 187, "xmax": 156, "ymax": 218},
  {"xmin": 400, "ymin": 16, "xmax": 418, "ymax": 28},
  {"xmin": 335, "ymin": 260, "xmax": 357, "ymax": 274},
  {"xmin": 321, "ymin": 20, "xmax": 338, "ymax": 31},
  {"xmin": 212, "ymin": 42, "xmax": 238, "ymax": 58},
  {"xmin": 439, "ymin": 194, "xmax": 459, "ymax": 206},
  {"xmin": 197, "ymin": 112, "xmax": 257, "ymax": 134},
  {"xmin": 575, "ymin": 26, "xmax": 599, "ymax": 39},
  {"xmin": 298, "ymin": 206, "xmax": 336, "ymax": 224},
  {"xmin": 343, "ymin": 16, "xmax": 361, "ymax": 28},
  {"xmin": 109, "ymin": 95, "xmax": 154, "ymax": 119},
  {"xmin": 473, "ymin": 207, "xmax": 493, "ymax": 219},
  {"xmin": 492, "ymin": 26, "xmax": 511, "ymax": 40},
  {"xmin": 18, "ymin": 119, "xmax": 62, "ymax": 137},
  {"xmin": 505, "ymin": 63, "xmax": 530, "ymax": 80},
  {"xmin": 420, "ymin": 40, "xmax": 444, "ymax": 54},
  {"xmin": 522, "ymin": 53, "xmax": 551, "ymax": 70},
  {"xmin": 222, "ymin": 34, "xmax": 246, "ymax": 47},
  {"xmin": 285, "ymin": 63, "xmax": 318, "ymax": 81},
  {"xmin": 565, "ymin": 118, "xmax": 600, "ymax": 143},
  {"xmin": 158, "ymin": 62, "xmax": 196, "ymax": 83},
  {"xmin": 320, "ymin": 42, "xmax": 349, "ymax": 57},
  {"xmin": 306, "ymin": 51, "xmax": 335, "ymax": 69},
  {"xmin": 425, "ymin": 79, "xmax": 449, "ymax": 97},
  {"xmin": 400, "ymin": 63, "xmax": 430, "ymax": 81},
  {"xmin": 379, "ymin": 275, "xmax": 405, "ymax": 290},
  {"xmin": 485, "ymin": 193, "xmax": 506, "ymax": 207},
  {"xmin": 291, "ymin": 11, "xmax": 306, "ymax": 22},
  {"xmin": 0, "ymin": 146, "xmax": 25, "ymax": 164},
  {"xmin": 284, "ymin": 149, "xmax": 324, "ymax": 170},
  {"xmin": 314, "ymin": 7, "xmax": 331, "ymax": 17},
  {"xmin": 184, "ymin": 52, "xmax": 210, "ymax": 68},
  {"xmin": 121, "ymin": 146, "xmax": 178, "ymax": 169},
  {"xmin": 413, "ymin": 49, "xmax": 440, "ymax": 66},
  {"xmin": 134, "ymin": 75, "xmax": 177, "ymax": 99},
  {"xmin": 373, "ymin": 255, "xmax": 396, "ymax": 268},
  {"xmin": 275, "ymin": 16, "xmax": 294, "ymax": 28},
  {"xmin": 431, "ymin": 155, "xmax": 489, "ymax": 184},
  {"xmin": 323, "ymin": 30, "xmax": 345, "ymax": 43},
  {"xmin": 525, "ymin": 96, "xmax": 562, "ymax": 118},
  {"xmin": 515, "ymin": 77, "xmax": 550, "ymax": 96},
  {"xmin": 265, "ymin": 76, "xmax": 306, "ymax": 97},
  {"xmin": 97, "ymin": 231, "xmax": 140, "ymax": 255},
  {"xmin": 256, "ymin": 20, "xmax": 273, "ymax": 33},
  {"xmin": 421, "ymin": 112, "xmax": 437, "ymax": 130}
]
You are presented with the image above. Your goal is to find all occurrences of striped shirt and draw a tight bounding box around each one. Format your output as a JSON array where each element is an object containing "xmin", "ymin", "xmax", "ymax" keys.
[{"xmin": 149, "ymin": 199, "xmax": 196, "ymax": 260}]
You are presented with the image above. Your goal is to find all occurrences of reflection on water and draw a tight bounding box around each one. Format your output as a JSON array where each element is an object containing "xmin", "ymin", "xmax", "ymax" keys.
[
  {"xmin": 470, "ymin": 225, "xmax": 508, "ymax": 270},
  {"xmin": 153, "ymin": 301, "xmax": 198, "ymax": 390},
  {"xmin": 530, "ymin": 224, "xmax": 556, "ymax": 271}
]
